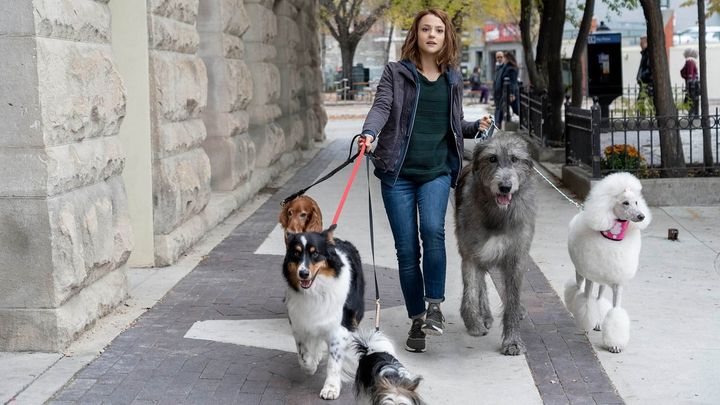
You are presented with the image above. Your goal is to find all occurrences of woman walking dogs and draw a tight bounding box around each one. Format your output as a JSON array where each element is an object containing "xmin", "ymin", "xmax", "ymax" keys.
[{"xmin": 358, "ymin": 9, "xmax": 491, "ymax": 353}]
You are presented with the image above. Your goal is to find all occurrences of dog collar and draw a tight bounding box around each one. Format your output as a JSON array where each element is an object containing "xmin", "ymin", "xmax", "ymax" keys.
[{"xmin": 600, "ymin": 219, "xmax": 629, "ymax": 241}]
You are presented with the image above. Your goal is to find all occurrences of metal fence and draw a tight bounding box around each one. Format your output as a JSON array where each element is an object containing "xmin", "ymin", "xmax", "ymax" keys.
[
  {"xmin": 519, "ymin": 86, "xmax": 551, "ymax": 145},
  {"xmin": 579, "ymin": 84, "xmax": 695, "ymax": 115},
  {"xmin": 565, "ymin": 101, "xmax": 720, "ymax": 178}
]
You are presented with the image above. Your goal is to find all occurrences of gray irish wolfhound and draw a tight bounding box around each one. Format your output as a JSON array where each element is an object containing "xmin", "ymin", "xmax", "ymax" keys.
[{"xmin": 454, "ymin": 134, "xmax": 536, "ymax": 355}]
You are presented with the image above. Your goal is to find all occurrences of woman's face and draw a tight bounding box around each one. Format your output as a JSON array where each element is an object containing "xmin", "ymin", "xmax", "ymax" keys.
[{"xmin": 417, "ymin": 14, "xmax": 445, "ymax": 57}]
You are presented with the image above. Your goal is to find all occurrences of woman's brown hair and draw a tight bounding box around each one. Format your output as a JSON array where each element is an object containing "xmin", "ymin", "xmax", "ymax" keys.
[{"xmin": 400, "ymin": 9, "xmax": 459, "ymax": 73}]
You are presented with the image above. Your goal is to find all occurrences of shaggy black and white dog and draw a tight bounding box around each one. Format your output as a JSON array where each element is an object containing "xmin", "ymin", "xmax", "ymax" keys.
[
  {"xmin": 349, "ymin": 330, "xmax": 424, "ymax": 405},
  {"xmin": 283, "ymin": 224, "xmax": 365, "ymax": 399},
  {"xmin": 455, "ymin": 134, "xmax": 536, "ymax": 355}
]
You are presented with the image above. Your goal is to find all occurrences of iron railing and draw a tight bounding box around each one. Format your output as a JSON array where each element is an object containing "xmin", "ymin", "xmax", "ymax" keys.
[
  {"xmin": 565, "ymin": 101, "xmax": 720, "ymax": 178},
  {"xmin": 519, "ymin": 86, "xmax": 551, "ymax": 145}
]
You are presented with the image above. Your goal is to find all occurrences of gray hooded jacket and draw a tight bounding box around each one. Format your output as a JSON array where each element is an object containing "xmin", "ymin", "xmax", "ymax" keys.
[{"xmin": 361, "ymin": 60, "xmax": 480, "ymax": 187}]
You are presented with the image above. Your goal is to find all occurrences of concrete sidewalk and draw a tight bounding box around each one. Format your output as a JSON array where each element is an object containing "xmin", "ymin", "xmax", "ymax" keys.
[{"xmin": 2, "ymin": 103, "xmax": 719, "ymax": 404}]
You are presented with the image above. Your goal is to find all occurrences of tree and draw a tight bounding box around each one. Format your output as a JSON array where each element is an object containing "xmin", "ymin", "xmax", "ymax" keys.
[
  {"xmin": 638, "ymin": 0, "xmax": 686, "ymax": 175},
  {"xmin": 570, "ymin": 0, "xmax": 595, "ymax": 107},
  {"xmin": 520, "ymin": 0, "xmax": 567, "ymax": 146},
  {"xmin": 319, "ymin": 0, "xmax": 390, "ymax": 92},
  {"xmin": 698, "ymin": 0, "xmax": 713, "ymax": 169}
]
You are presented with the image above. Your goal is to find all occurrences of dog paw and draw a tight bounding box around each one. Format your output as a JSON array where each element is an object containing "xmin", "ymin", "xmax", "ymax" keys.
[
  {"xmin": 319, "ymin": 384, "xmax": 340, "ymax": 400},
  {"xmin": 467, "ymin": 325, "xmax": 489, "ymax": 337},
  {"xmin": 607, "ymin": 345, "xmax": 623, "ymax": 354},
  {"xmin": 593, "ymin": 323, "xmax": 602, "ymax": 331},
  {"xmin": 299, "ymin": 358, "xmax": 318, "ymax": 375},
  {"xmin": 501, "ymin": 339, "xmax": 526, "ymax": 356}
]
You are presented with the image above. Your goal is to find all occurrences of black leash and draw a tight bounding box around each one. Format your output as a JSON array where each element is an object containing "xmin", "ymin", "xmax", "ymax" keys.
[
  {"xmin": 281, "ymin": 135, "xmax": 367, "ymax": 207},
  {"xmin": 366, "ymin": 155, "xmax": 381, "ymax": 331}
]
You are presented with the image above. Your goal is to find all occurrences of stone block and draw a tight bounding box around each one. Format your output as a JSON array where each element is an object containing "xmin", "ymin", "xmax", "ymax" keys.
[
  {"xmin": 149, "ymin": 51, "xmax": 208, "ymax": 123},
  {"xmin": 45, "ymin": 136, "xmax": 126, "ymax": 196},
  {"xmin": 155, "ymin": 118, "xmax": 207, "ymax": 159},
  {"xmin": 224, "ymin": 0, "xmax": 250, "ymax": 38},
  {"xmin": 0, "ymin": 37, "xmax": 44, "ymax": 148},
  {"xmin": 243, "ymin": 3, "xmax": 276, "ymax": 44},
  {"xmin": 36, "ymin": 38, "xmax": 127, "ymax": 146},
  {"xmin": 243, "ymin": 42, "xmax": 275, "ymax": 62},
  {"xmin": 0, "ymin": 148, "xmax": 48, "ymax": 197},
  {"xmin": 148, "ymin": 0, "xmax": 199, "ymax": 25},
  {"xmin": 248, "ymin": 62, "xmax": 279, "ymax": 106},
  {"xmin": 0, "ymin": 268, "xmax": 127, "ymax": 351},
  {"xmin": 33, "ymin": 0, "xmax": 111, "ymax": 43},
  {"xmin": 47, "ymin": 176, "xmax": 132, "ymax": 306},
  {"xmin": 202, "ymin": 133, "xmax": 253, "ymax": 191},
  {"xmin": 0, "ymin": 176, "xmax": 131, "ymax": 309},
  {"xmin": 223, "ymin": 34, "xmax": 244, "ymax": 59},
  {"xmin": 0, "ymin": 1, "xmax": 34, "ymax": 36},
  {"xmin": 153, "ymin": 148, "xmax": 211, "ymax": 234},
  {"xmin": 148, "ymin": 15, "xmax": 199, "ymax": 54},
  {"xmin": 203, "ymin": 109, "xmax": 250, "ymax": 139},
  {"xmin": 205, "ymin": 58, "xmax": 253, "ymax": 112},
  {"xmin": 248, "ymin": 122, "xmax": 284, "ymax": 168},
  {"xmin": 247, "ymin": 104, "xmax": 281, "ymax": 127},
  {"xmin": 0, "ymin": 197, "xmax": 54, "ymax": 307}
]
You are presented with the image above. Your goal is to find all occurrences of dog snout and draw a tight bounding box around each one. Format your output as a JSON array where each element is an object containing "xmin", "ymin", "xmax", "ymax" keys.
[
  {"xmin": 298, "ymin": 268, "xmax": 310, "ymax": 279},
  {"xmin": 499, "ymin": 184, "xmax": 512, "ymax": 194},
  {"xmin": 636, "ymin": 213, "xmax": 645, "ymax": 221}
]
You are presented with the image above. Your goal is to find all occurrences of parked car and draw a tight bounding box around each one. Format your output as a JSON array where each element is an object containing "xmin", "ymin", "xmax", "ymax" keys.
[{"xmin": 674, "ymin": 26, "xmax": 720, "ymax": 44}]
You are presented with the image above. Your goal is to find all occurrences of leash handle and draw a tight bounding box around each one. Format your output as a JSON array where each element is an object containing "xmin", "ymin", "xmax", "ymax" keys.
[
  {"xmin": 474, "ymin": 115, "xmax": 497, "ymax": 143},
  {"xmin": 331, "ymin": 143, "xmax": 366, "ymax": 225}
]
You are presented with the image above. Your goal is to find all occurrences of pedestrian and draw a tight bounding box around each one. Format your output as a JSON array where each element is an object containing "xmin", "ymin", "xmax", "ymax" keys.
[
  {"xmin": 493, "ymin": 51, "xmax": 519, "ymax": 126},
  {"xmin": 503, "ymin": 51, "xmax": 520, "ymax": 117},
  {"xmin": 469, "ymin": 66, "xmax": 482, "ymax": 102},
  {"xmin": 680, "ymin": 48, "xmax": 699, "ymax": 119},
  {"xmin": 357, "ymin": 8, "xmax": 491, "ymax": 353},
  {"xmin": 636, "ymin": 36, "xmax": 653, "ymax": 115}
]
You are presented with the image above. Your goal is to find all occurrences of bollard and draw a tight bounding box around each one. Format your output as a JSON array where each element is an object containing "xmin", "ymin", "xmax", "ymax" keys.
[{"xmin": 668, "ymin": 228, "xmax": 679, "ymax": 241}]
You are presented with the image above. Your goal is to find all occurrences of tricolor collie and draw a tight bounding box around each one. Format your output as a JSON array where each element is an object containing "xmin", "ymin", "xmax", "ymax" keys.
[
  {"xmin": 283, "ymin": 224, "xmax": 365, "ymax": 399},
  {"xmin": 349, "ymin": 330, "xmax": 424, "ymax": 405}
]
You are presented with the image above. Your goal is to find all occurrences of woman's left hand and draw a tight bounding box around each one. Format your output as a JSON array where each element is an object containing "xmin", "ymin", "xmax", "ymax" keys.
[{"xmin": 478, "ymin": 115, "xmax": 493, "ymax": 132}]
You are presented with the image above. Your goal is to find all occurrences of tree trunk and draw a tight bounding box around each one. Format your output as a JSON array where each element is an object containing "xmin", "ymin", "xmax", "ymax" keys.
[
  {"xmin": 570, "ymin": 0, "xmax": 595, "ymax": 107},
  {"xmin": 520, "ymin": 0, "xmax": 543, "ymax": 90},
  {"xmin": 639, "ymin": 0, "xmax": 686, "ymax": 175},
  {"xmin": 340, "ymin": 39, "xmax": 359, "ymax": 98},
  {"xmin": 541, "ymin": 0, "xmax": 567, "ymax": 146},
  {"xmin": 698, "ymin": 0, "xmax": 714, "ymax": 169},
  {"xmin": 384, "ymin": 23, "xmax": 394, "ymax": 66}
]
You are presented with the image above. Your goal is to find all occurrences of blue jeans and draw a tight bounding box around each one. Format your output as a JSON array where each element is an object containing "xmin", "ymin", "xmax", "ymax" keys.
[{"xmin": 381, "ymin": 174, "xmax": 450, "ymax": 318}]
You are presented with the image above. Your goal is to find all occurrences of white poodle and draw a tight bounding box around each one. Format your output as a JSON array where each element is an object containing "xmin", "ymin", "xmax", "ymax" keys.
[{"xmin": 564, "ymin": 172, "xmax": 652, "ymax": 353}]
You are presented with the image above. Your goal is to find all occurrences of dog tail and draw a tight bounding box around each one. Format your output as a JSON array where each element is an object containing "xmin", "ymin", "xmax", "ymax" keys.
[{"xmin": 341, "ymin": 329, "xmax": 396, "ymax": 383}]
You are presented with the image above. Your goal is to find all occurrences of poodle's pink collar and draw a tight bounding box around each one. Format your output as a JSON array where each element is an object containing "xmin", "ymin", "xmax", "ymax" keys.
[{"xmin": 601, "ymin": 219, "xmax": 629, "ymax": 241}]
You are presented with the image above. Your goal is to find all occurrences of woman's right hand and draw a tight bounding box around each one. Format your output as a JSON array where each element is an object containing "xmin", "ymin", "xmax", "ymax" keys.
[{"xmin": 358, "ymin": 134, "xmax": 374, "ymax": 152}]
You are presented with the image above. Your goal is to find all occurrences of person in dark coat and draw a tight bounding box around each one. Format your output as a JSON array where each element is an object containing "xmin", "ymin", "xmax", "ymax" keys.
[
  {"xmin": 357, "ymin": 9, "xmax": 491, "ymax": 353},
  {"xmin": 636, "ymin": 36, "xmax": 654, "ymax": 114},
  {"xmin": 493, "ymin": 51, "xmax": 519, "ymax": 126}
]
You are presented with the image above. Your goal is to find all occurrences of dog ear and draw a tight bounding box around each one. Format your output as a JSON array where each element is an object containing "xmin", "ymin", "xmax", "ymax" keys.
[
  {"xmin": 279, "ymin": 206, "xmax": 290, "ymax": 228},
  {"xmin": 324, "ymin": 224, "xmax": 337, "ymax": 244},
  {"xmin": 406, "ymin": 375, "xmax": 423, "ymax": 392},
  {"xmin": 307, "ymin": 199, "xmax": 323, "ymax": 232}
]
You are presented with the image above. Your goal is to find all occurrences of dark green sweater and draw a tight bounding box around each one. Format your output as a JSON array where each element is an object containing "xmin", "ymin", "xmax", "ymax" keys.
[{"xmin": 400, "ymin": 73, "xmax": 451, "ymax": 183}]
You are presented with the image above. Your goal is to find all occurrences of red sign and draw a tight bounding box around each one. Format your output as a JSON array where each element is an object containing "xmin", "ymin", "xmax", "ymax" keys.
[{"xmin": 484, "ymin": 23, "xmax": 521, "ymax": 43}]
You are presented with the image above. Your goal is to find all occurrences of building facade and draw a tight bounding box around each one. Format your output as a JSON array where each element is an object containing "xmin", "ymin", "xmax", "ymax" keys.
[{"xmin": 0, "ymin": 0, "xmax": 326, "ymax": 351}]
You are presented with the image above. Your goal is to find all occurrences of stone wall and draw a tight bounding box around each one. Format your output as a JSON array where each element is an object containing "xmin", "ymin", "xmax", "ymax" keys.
[
  {"xmin": 198, "ymin": 0, "xmax": 255, "ymax": 191},
  {"xmin": 0, "ymin": 0, "xmax": 326, "ymax": 351},
  {"xmin": 147, "ymin": 0, "xmax": 212, "ymax": 265},
  {"xmin": 0, "ymin": 0, "xmax": 132, "ymax": 351}
]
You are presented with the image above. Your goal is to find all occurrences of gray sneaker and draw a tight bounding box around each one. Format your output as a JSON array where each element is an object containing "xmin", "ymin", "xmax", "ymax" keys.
[
  {"xmin": 423, "ymin": 303, "xmax": 445, "ymax": 335},
  {"xmin": 405, "ymin": 318, "xmax": 426, "ymax": 353}
]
